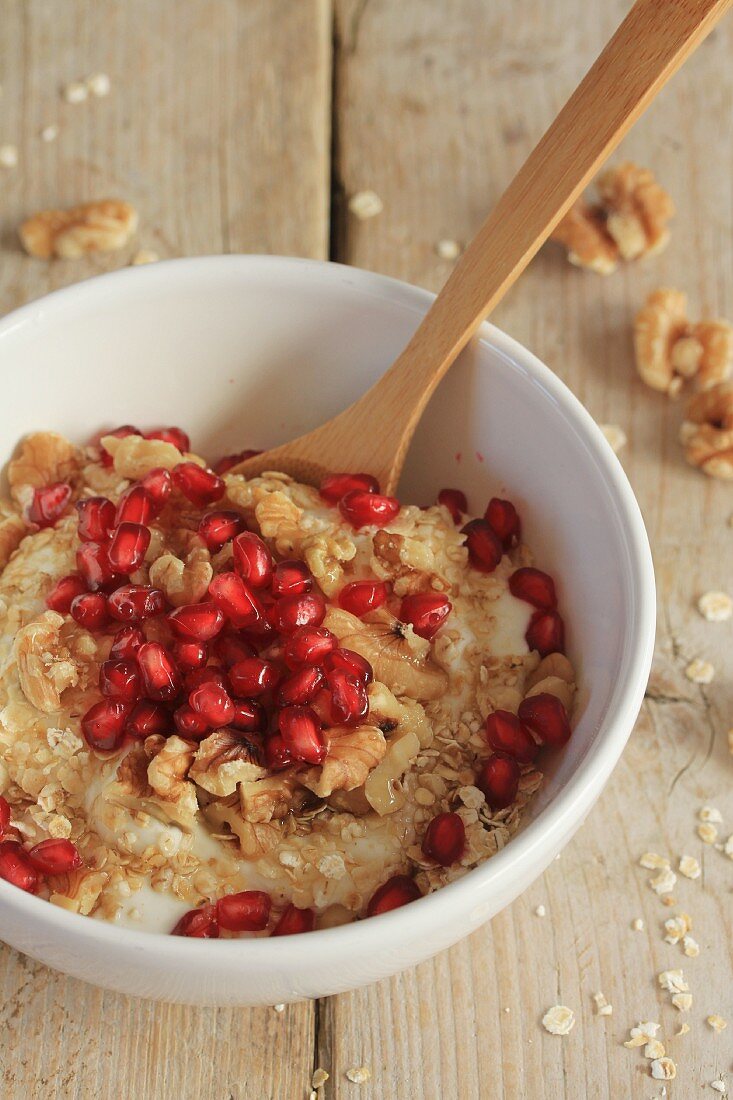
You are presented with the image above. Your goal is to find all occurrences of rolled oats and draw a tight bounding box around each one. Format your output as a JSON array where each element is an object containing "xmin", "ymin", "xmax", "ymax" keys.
[
  {"xmin": 697, "ymin": 590, "xmax": 733, "ymax": 621},
  {"xmin": 348, "ymin": 190, "xmax": 383, "ymax": 219},
  {"xmin": 542, "ymin": 1005, "xmax": 575, "ymax": 1036}
]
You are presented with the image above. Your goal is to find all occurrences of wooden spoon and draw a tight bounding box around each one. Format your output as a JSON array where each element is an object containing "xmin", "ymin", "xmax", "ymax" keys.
[{"xmin": 232, "ymin": 0, "xmax": 730, "ymax": 493}]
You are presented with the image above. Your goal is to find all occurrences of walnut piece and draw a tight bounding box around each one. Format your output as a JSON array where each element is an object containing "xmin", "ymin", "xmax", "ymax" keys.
[
  {"xmin": 680, "ymin": 381, "xmax": 733, "ymax": 478},
  {"xmin": 0, "ymin": 513, "xmax": 27, "ymax": 568},
  {"xmin": 239, "ymin": 771, "xmax": 301, "ymax": 823},
  {"xmin": 19, "ymin": 200, "xmax": 138, "ymax": 259},
  {"xmin": 101, "ymin": 433, "xmax": 186, "ymax": 478},
  {"xmin": 300, "ymin": 724, "xmax": 386, "ymax": 798},
  {"xmin": 550, "ymin": 203, "xmax": 618, "ymax": 274},
  {"xmin": 634, "ymin": 289, "xmax": 733, "ymax": 396},
  {"xmin": 189, "ymin": 729, "xmax": 265, "ymax": 796},
  {"xmin": 49, "ymin": 868, "xmax": 108, "ymax": 915},
  {"xmin": 149, "ymin": 548, "xmax": 213, "ymax": 607},
  {"xmin": 13, "ymin": 611, "xmax": 78, "ymax": 713},
  {"xmin": 8, "ymin": 432, "xmax": 81, "ymax": 504}
]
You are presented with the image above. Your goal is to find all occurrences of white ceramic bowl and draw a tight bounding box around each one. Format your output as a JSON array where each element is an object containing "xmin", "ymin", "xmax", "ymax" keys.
[{"xmin": 0, "ymin": 256, "xmax": 655, "ymax": 1005}]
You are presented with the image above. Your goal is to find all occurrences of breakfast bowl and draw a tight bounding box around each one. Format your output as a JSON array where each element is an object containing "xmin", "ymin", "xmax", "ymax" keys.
[{"xmin": 0, "ymin": 255, "xmax": 655, "ymax": 1005}]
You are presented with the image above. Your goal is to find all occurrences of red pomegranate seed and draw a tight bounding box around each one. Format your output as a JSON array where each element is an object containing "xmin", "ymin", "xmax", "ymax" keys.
[
  {"xmin": 27, "ymin": 482, "xmax": 72, "ymax": 528},
  {"xmin": 0, "ymin": 841, "xmax": 39, "ymax": 893},
  {"xmin": 75, "ymin": 496, "xmax": 116, "ymax": 542},
  {"xmin": 217, "ymin": 890, "xmax": 272, "ymax": 932},
  {"xmin": 109, "ymin": 625, "xmax": 145, "ymax": 660},
  {"xmin": 338, "ymin": 580, "xmax": 388, "ymax": 617},
  {"xmin": 476, "ymin": 751, "xmax": 520, "ymax": 809},
  {"xmin": 0, "ymin": 796, "xmax": 10, "ymax": 834},
  {"xmin": 46, "ymin": 573, "xmax": 87, "ymax": 613},
  {"xmin": 323, "ymin": 648, "xmax": 373, "ymax": 684},
  {"xmin": 172, "ymin": 904, "xmax": 219, "ymax": 938},
  {"xmin": 209, "ymin": 572, "xmax": 262, "ymax": 628},
  {"xmin": 81, "ymin": 699, "xmax": 131, "ymax": 752},
  {"xmin": 271, "ymin": 560, "xmax": 312, "ymax": 596},
  {"xmin": 484, "ymin": 710, "xmax": 538, "ymax": 764},
  {"xmin": 115, "ymin": 484, "xmax": 156, "ymax": 526},
  {"xmin": 326, "ymin": 667, "xmax": 369, "ymax": 725},
  {"xmin": 137, "ymin": 642, "xmax": 181, "ymax": 701},
  {"xmin": 518, "ymin": 693, "xmax": 571, "ymax": 748},
  {"xmin": 28, "ymin": 838, "xmax": 83, "ymax": 875},
  {"xmin": 108, "ymin": 522, "xmax": 151, "ymax": 574},
  {"xmin": 231, "ymin": 699, "xmax": 264, "ymax": 732},
  {"xmin": 229, "ymin": 657, "xmax": 281, "ymax": 697},
  {"xmin": 509, "ymin": 567, "xmax": 557, "ymax": 610},
  {"xmin": 485, "ymin": 497, "xmax": 521, "ymax": 549},
  {"xmin": 283, "ymin": 626, "xmax": 336, "ymax": 669},
  {"xmin": 400, "ymin": 593, "xmax": 452, "ymax": 640},
  {"xmin": 276, "ymin": 666, "xmax": 324, "ymax": 706},
  {"xmin": 107, "ymin": 584, "xmax": 166, "ymax": 623},
  {"xmin": 184, "ymin": 667, "xmax": 228, "ymax": 693},
  {"xmin": 198, "ymin": 510, "xmax": 244, "ymax": 552},
  {"xmin": 264, "ymin": 732, "xmax": 292, "ymax": 769},
  {"xmin": 172, "ymin": 462, "xmax": 225, "ymax": 507},
  {"xmin": 366, "ymin": 874, "xmax": 422, "ymax": 917},
  {"xmin": 127, "ymin": 699, "xmax": 170, "ymax": 738},
  {"xmin": 214, "ymin": 449, "xmax": 262, "ymax": 475},
  {"xmin": 214, "ymin": 632, "xmax": 256, "ymax": 667},
  {"xmin": 145, "ymin": 426, "xmax": 191, "ymax": 452},
  {"xmin": 525, "ymin": 610, "xmax": 565, "ymax": 656},
  {"xmin": 339, "ymin": 490, "xmax": 399, "ymax": 529},
  {"xmin": 172, "ymin": 640, "xmax": 208, "ymax": 672},
  {"xmin": 272, "ymin": 592, "xmax": 326, "ymax": 634},
  {"xmin": 189, "ymin": 681, "xmax": 235, "ymax": 726},
  {"xmin": 139, "ymin": 466, "xmax": 173, "ymax": 509},
  {"xmin": 168, "ymin": 602, "xmax": 225, "ymax": 642},
  {"xmin": 98, "ymin": 425, "xmax": 141, "ymax": 467},
  {"xmin": 70, "ymin": 592, "xmax": 110, "ymax": 631},
  {"xmin": 421, "ymin": 812, "xmax": 466, "ymax": 866},
  {"xmin": 231, "ymin": 532, "xmax": 273, "ymax": 588},
  {"xmin": 278, "ymin": 705, "xmax": 326, "ymax": 764},
  {"xmin": 462, "ymin": 518, "xmax": 503, "ymax": 572},
  {"xmin": 99, "ymin": 659, "xmax": 141, "ymax": 703},
  {"xmin": 76, "ymin": 542, "xmax": 117, "ymax": 591},
  {"xmin": 437, "ymin": 488, "xmax": 467, "ymax": 524},
  {"xmin": 320, "ymin": 472, "xmax": 379, "ymax": 504},
  {"xmin": 174, "ymin": 704, "xmax": 210, "ymax": 739},
  {"xmin": 271, "ymin": 903, "xmax": 315, "ymax": 936}
]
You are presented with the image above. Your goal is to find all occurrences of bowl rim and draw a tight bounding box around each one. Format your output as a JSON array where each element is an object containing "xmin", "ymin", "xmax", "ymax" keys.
[{"xmin": 0, "ymin": 254, "xmax": 656, "ymax": 959}]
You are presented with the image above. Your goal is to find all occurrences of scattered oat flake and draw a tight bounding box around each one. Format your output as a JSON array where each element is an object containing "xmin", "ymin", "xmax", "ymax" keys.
[
  {"xmin": 345, "ymin": 1066, "xmax": 371, "ymax": 1084},
  {"xmin": 650, "ymin": 1057, "xmax": 676, "ymax": 1081},
  {"xmin": 0, "ymin": 144, "xmax": 18, "ymax": 168},
  {"xmin": 435, "ymin": 238, "xmax": 461, "ymax": 260},
  {"xmin": 131, "ymin": 249, "xmax": 159, "ymax": 265},
  {"xmin": 312, "ymin": 1068, "xmax": 329, "ymax": 1088},
  {"xmin": 664, "ymin": 914, "xmax": 690, "ymax": 944},
  {"xmin": 40, "ymin": 124, "xmax": 59, "ymax": 143},
  {"xmin": 535, "ymin": 904, "xmax": 546, "ymax": 917},
  {"xmin": 625, "ymin": 1021, "xmax": 661, "ymax": 1048},
  {"xmin": 348, "ymin": 190, "xmax": 383, "ymax": 219},
  {"xmin": 640, "ymin": 852, "xmax": 669, "ymax": 870},
  {"xmin": 671, "ymin": 992, "xmax": 692, "ymax": 1012},
  {"xmin": 685, "ymin": 658, "xmax": 715, "ymax": 684},
  {"xmin": 645, "ymin": 1039, "xmax": 666, "ymax": 1060},
  {"xmin": 699, "ymin": 805, "xmax": 723, "ymax": 823},
  {"xmin": 678, "ymin": 854, "xmax": 701, "ymax": 879},
  {"xmin": 650, "ymin": 866, "xmax": 677, "ymax": 895},
  {"xmin": 632, "ymin": 917, "xmax": 645, "ymax": 931},
  {"xmin": 273, "ymin": 1003, "xmax": 285, "ymax": 1013},
  {"xmin": 711, "ymin": 1080, "xmax": 727, "ymax": 1095},
  {"xmin": 675, "ymin": 1022, "xmax": 690, "ymax": 1037},
  {"xmin": 86, "ymin": 72, "xmax": 111, "ymax": 97},
  {"xmin": 659, "ymin": 969, "xmax": 688, "ymax": 994},
  {"xmin": 697, "ymin": 590, "xmax": 733, "ymax": 621},
  {"xmin": 706, "ymin": 1015, "xmax": 727, "ymax": 1033},
  {"xmin": 62, "ymin": 80, "xmax": 88, "ymax": 103},
  {"xmin": 698, "ymin": 822, "xmax": 718, "ymax": 844},
  {"xmin": 542, "ymin": 1005, "xmax": 575, "ymax": 1036},
  {"xmin": 600, "ymin": 423, "xmax": 627, "ymax": 453},
  {"xmin": 593, "ymin": 991, "xmax": 613, "ymax": 1016},
  {"xmin": 724, "ymin": 834, "xmax": 733, "ymax": 858},
  {"xmin": 682, "ymin": 934, "xmax": 699, "ymax": 957}
]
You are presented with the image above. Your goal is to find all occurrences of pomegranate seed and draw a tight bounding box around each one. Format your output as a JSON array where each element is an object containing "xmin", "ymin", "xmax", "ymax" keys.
[
  {"xmin": 0, "ymin": 841, "xmax": 39, "ymax": 893},
  {"xmin": 229, "ymin": 657, "xmax": 281, "ymax": 697},
  {"xmin": 525, "ymin": 610, "xmax": 565, "ymax": 656},
  {"xmin": 168, "ymin": 602, "xmax": 225, "ymax": 642},
  {"xmin": 338, "ymin": 580, "xmax": 388, "ymax": 617},
  {"xmin": 319, "ymin": 472, "xmax": 379, "ymax": 504},
  {"xmin": 366, "ymin": 874, "xmax": 422, "ymax": 917},
  {"xmin": 462, "ymin": 518, "xmax": 502, "ymax": 572},
  {"xmin": 108, "ymin": 522, "xmax": 151, "ymax": 574},
  {"xmin": 209, "ymin": 572, "xmax": 262, "ymax": 628},
  {"xmin": 326, "ymin": 667, "xmax": 369, "ymax": 725},
  {"xmin": 271, "ymin": 903, "xmax": 315, "ymax": 936},
  {"xmin": 217, "ymin": 890, "xmax": 271, "ymax": 932},
  {"xmin": 145, "ymin": 426, "xmax": 190, "ymax": 452},
  {"xmin": 485, "ymin": 497, "xmax": 521, "ymax": 549},
  {"xmin": 107, "ymin": 584, "xmax": 166, "ymax": 623},
  {"xmin": 172, "ymin": 904, "xmax": 219, "ymax": 938},
  {"xmin": 509, "ymin": 567, "xmax": 557, "ymax": 610},
  {"xmin": 28, "ymin": 838, "xmax": 83, "ymax": 875},
  {"xmin": 189, "ymin": 681, "xmax": 235, "ymax": 726},
  {"xmin": 137, "ymin": 642, "xmax": 181, "ymax": 701},
  {"xmin": 265, "ymin": 732, "xmax": 293, "ymax": 769},
  {"xmin": 75, "ymin": 496, "xmax": 116, "ymax": 542},
  {"xmin": 518, "ymin": 693, "xmax": 571, "ymax": 748},
  {"xmin": 0, "ymin": 796, "xmax": 10, "ymax": 834},
  {"xmin": 400, "ymin": 593, "xmax": 452, "ymax": 640},
  {"xmin": 476, "ymin": 751, "xmax": 520, "ymax": 809},
  {"xmin": 214, "ymin": 449, "xmax": 262, "ymax": 475},
  {"xmin": 184, "ymin": 667, "xmax": 228, "ymax": 693},
  {"xmin": 174, "ymin": 704, "xmax": 210, "ymax": 739},
  {"xmin": 276, "ymin": 666, "xmax": 324, "ymax": 706},
  {"xmin": 172, "ymin": 463, "xmax": 225, "ymax": 507},
  {"xmin": 99, "ymin": 659, "xmax": 141, "ymax": 703},
  {"xmin": 278, "ymin": 705, "xmax": 326, "ymax": 764},
  {"xmin": 214, "ymin": 632, "xmax": 256, "ymax": 667},
  {"xmin": 98, "ymin": 425, "xmax": 141, "ymax": 467},
  {"xmin": 139, "ymin": 467, "xmax": 173, "ymax": 509},
  {"xmin": 76, "ymin": 542, "xmax": 117, "ymax": 591},
  {"xmin": 437, "ymin": 488, "xmax": 467, "ymax": 524},
  {"xmin": 172, "ymin": 640, "xmax": 208, "ymax": 672},
  {"xmin": 127, "ymin": 699, "xmax": 170, "ymax": 738},
  {"xmin": 231, "ymin": 532, "xmax": 273, "ymax": 588},
  {"xmin": 484, "ymin": 710, "xmax": 538, "ymax": 764},
  {"xmin": 81, "ymin": 699, "xmax": 131, "ymax": 752},
  {"xmin": 272, "ymin": 592, "xmax": 326, "ymax": 634},
  {"xmin": 46, "ymin": 573, "xmax": 87, "ymax": 613},
  {"xmin": 271, "ymin": 560, "xmax": 312, "ymax": 596},
  {"xmin": 70, "ymin": 592, "xmax": 110, "ymax": 631},
  {"xmin": 323, "ymin": 648, "xmax": 373, "ymax": 684},
  {"xmin": 109, "ymin": 625, "xmax": 145, "ymax": 660},
  {"xmin": 421, "ymin": 811, "xmax": 466, "ymax": 866},
  {"xmin": 27, "ymin": 482, "xmax": 72, "ymax": 528},
  {"xmin": 283, "ymin": 626, "xmax": 337, "ymax": 669},
  {"xmin": 198, "ymin": 510, "xmax": 244, "ymax": 552},
  {"xmin": 115, "ymin": 484, "xmax": 156, "ymax": 526},
  {"xmin": 231, "ymin": 699, "xmax": 264, "ymax": 732},
  {"xmin": 339, "ymin": 490, "xmax": 399, "ymax": 529}
]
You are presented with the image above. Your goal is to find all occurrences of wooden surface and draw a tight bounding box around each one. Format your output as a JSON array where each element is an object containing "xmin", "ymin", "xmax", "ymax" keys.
[{"xmin": 1, "ymin": 1, "xmax": 732, "ymax": 1097}]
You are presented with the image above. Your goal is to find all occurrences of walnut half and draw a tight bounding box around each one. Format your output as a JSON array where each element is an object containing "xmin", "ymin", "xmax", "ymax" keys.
[
  {"xmin": 634, "ymin": 289, "xmax": 733, "ymax": 396},
  {"xmin": 19, "ymin": 200, "xmax": 138, "ymax": 259},
  {"xmin": 680, "ymin": 381, "xmax": 733, "ymax": 479}
]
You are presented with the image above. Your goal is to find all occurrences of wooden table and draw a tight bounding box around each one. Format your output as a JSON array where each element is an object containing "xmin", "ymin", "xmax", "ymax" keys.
[{"xmin": 1, "ymin": 2, "xmax": 731, "ymax": 1096}]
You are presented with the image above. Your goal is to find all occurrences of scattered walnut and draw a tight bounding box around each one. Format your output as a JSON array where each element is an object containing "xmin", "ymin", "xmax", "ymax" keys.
[
  {"xmin": 189, "ymin": 729, "xmax": 265, "ymax": 796},
  {"xmin": 681, "ymin": 381, "xmax": 733, "ymax": 478},
  {"xmin": 634, "ymin": 289, "xmax": 733, "ymax": 396},
  {"xmin": 149, "ymin": 548, "xmax": 213, "ymax": 607},
  {"xmin": 550, "ymin": 203, "xmax": 618, "ymax": 274},
  {"xmin": 14, "ymin": 611, "xmax": 78, "ymax": 713},
  {"xmin": 19, "ymin": 199, "xmax": 138, "ymax": 259},
  {"xmin": 300, "ymin": 725, "xmax": 386, "ymax": 798}
]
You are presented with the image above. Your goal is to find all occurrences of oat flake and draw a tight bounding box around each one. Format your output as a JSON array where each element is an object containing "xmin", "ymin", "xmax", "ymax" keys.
[
  {"xmin": 40, "ymin": 124, "xmax": 59, "ymax": 143},
  {"xmin": 650, "ymin": 1057, "xmax": 676, "ymax": 1081},
  {"xmin": 658, "ymin": 968, "xmax": 688, "ymax": 994},
  {"xmin": 312, "ymin": 1068, "xmax": 329, "ymax": 1088},
  {"xmin": 62, "ymin": 81, "xmax": 88, "ymax": 104},
  {"xmin": 542, "ymin": 1005, "xmax": 575, "ymax": 1036},
  {"xmin": 86, "ymin": 72, "xmax": 111, "ymax": 97},
  {"xmin": 682, "ymin": 934, "xmax": 699, "ymax": 957},
  {"xmin": 625, "ymin": 1021, "xmax": 661, "ymax": 1048},
  {"xmin": 650, "ymin": 866, "xmax": 677, "ymax": 895},
  {"xmin": 345, "ymin": 1066, "xmax": 371, "ymax": 1084},
  {"xmin": 535, "ymin": 904, "xmax": 546, "ymax": 917},
  {"xmin": 710, "ymin": 1080, "xmax": 727, "ymax": 1094},
  {"xmin": 435, "ymin": 238, "xmax": 461, "ymax": 261},
  {"xmin": 645, "ymin": 1039, "xmax": 666, "ymax": 1059},
  {"xmin": 700, "ymin": 805, "xmax": 723, "ymax": 823},
  {"xmin": 671, "ymin": 993, "xmax": 692, "ymax": 1012},
  {"xmin": 600, "ymin": 423, "xmax": 627, "ymax": 453},
  {"xmin": 706, "ymin": 1014, "xmax": 727, "ymax": 1033},
  {"xmin": 0, "ymin": 144, "xmax": 18, "ymax": 169},
  {"xmin": 678, "ymin": 854, "xmax": 701, "ymax": 879},
  {"xmin": 675, "ymin": 1022, "xmax": 690, "ymax": 1036},
  {"xmin": 698, "ymin": 822, "xmax": 718, "ymax": 844},
  {"xmin": 131, "ymin": 249, "xmax": 159, "ymax": 265},
  {"xmin": 685, "ymin": 658, "xmax": 715, "ymax": 684},
  {"xmin": 697, "ymin": 590, "xmax": 733, "ymax": 621},
  {"xmin": 348, "ymin": 190, "xmax": 383, "ymax": 220},
  {"xmin": 632, "ymin": 917, "xmax": 645, "ymax": 931}
]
